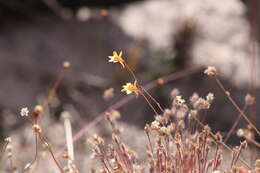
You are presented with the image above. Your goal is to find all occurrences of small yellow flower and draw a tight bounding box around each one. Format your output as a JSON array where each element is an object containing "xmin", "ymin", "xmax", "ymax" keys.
[
  {"xmin": 108, "ymin": 51, "xmax": 125, "ymax": 68},
  {"xmin": 121, "ymin": 80, "xmax": 139, "ymax": 95}
]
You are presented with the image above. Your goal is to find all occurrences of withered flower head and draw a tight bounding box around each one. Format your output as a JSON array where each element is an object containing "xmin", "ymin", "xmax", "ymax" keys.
[
  {"xmin": 204, "ymin": 66, "xmax": 217, "ymax": 76},
  {"xmin": 245, "ymin": 93, "xmax": 255, "ymax": 106}
]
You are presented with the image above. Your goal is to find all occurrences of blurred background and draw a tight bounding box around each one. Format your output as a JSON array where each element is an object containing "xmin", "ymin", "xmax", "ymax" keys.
[{"xmin": 0, "ymin": 0, "xmax": 259, "ymax": 171}]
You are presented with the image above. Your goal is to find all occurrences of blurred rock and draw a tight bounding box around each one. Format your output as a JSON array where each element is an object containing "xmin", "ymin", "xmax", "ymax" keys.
[{"xmin": 116, "ymin": 0, "xmax": 259, "ymax": 87}]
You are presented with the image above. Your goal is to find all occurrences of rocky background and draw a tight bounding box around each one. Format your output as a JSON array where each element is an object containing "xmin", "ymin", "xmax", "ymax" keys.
[{"xmin": 0, "ymin": 0, "xmax": 259, "ymax": 172}]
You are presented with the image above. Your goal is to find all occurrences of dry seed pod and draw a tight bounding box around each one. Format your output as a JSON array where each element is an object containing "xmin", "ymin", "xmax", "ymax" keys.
[
  {"xmin": 63, "ymin": 61, "xmax": 71, "ymax": 68},
  {"xmin": 170, "ymin": 88, "xmax": 180, "ymax": 99},
  {"xmin": 204, "ymin": 66, "xmax": 217, "ymax": 76},
  {"xmin": 32, "ymin": 124, "xmax": 42, "ymax": 133},
  {"xmin": 206, "ymin": 93, "xmax": 214, "ymax": 103},
  {"xmin": 4, "ymin": 137, "xmax": 12, "ymax": 143},
  {"xmin": 245, "ymin": 94, "xmax": 255, "ymax": 106},
  {"xmin": 103, "ymin": 88, "xmax": 114, "ymax": 101},
  {"xmin": 32, "ymin": 105, "xmax": 43, "ymax": 118}
]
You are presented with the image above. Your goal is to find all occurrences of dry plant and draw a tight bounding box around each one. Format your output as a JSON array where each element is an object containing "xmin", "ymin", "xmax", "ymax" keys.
[{"xmin": 0, "ymin": 52, "xmax": 259, "ymax": 173}]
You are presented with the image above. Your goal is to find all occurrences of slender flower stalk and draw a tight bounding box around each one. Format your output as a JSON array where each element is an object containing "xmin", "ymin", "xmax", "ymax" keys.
[
  {"xmin": 57, "ymin": 67, "xmax": 201, "ymax": 156},
  {"xmin": 214, "ymin": 77, "xmax": 260, "ymax": 136},
  {"xmin": 109, "ymin": 50, "xmax": 164, "ymax": 114},
  {"xmin": 38, "ymin": 133, "xmax": 65, "ymax": 173},
  {"xmin": 204, "ymin": 66, "xmax": 260, "ymax": 136},
  {"xmin": 193, "ymin": 117, "xmax": 250, "ymax": 169},
  {"xmin": 121, "ymin": 80, "xmax": 159, "ymax": 115},
  {"xmin": 224, "ymin": 105, "xmax": 247, "ymax": 143}
]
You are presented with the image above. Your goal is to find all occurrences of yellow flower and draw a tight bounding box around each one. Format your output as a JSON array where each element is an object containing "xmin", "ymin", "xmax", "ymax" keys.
[
  {"xmin": 108, "ymin": 51, "xmax": 125, "ymax": 68},
  {"xmin": 121, "ymin": 80, "xmax": 139, "ymax": 95}
]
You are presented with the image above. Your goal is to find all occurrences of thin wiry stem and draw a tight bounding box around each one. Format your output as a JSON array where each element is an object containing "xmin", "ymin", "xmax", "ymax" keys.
[
  {"xmin": 139, "ymin": 90, "xmax": 160, "ymax": 115},
  {"xmin": 1, "ymin": 140, "xmax": 9, "ymax": 159},
  {"xmin": 145, "ymin": 131, "xmax": 154, "ymax": 155},
  {"xmin": 248, "ymin": 0, "xmax": 257, "ymax": 122},
  {"xmin": 38, "ymin": 133, "xmax": 64, "ymax": 173},
  {"xmin": 125, "ymin": 63, "xmax": 165, "ymax": 113},
  {"xmin": 214, "ymin": 77, "xmax": 260, "ymax": 136},
  {"xmin": 57, "ymin": 67, "xmax": 202, "ymax": 156},
  {"xmin": 194, "ymin": 117, "xmax": 251, "ymax": 169},
  {"xmin": 22, "ymin": 132, "xmax": 39, "ymax": 173},
  {"xmin": 22, "ymin": 119, "xmax": 40, "ymax": 172},
  {"xmin": 125, "ymin": 63, "xmax": 138, "ymax": 82},
  {"xmin": 224, "ymin": 105, "xmax": 247, "ymax": 143},
  {"xmin": 245, "ymin": 136, "xmax": 260, "ymax": 148},
  {"xmin": 42, "ymin": 69, "xmax": 65, "ymax": 111},
  {"xmin": 140, "ymin": 86, "xmax": 164, "ymax": 113}
]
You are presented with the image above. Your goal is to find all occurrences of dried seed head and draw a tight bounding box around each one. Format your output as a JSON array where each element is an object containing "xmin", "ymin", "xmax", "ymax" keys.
[
  {"xmin": 158, "ymin": 126, "xmax": 171, "ymax": 136},
  {"xmin": 61, "ymin": 111, "xmax": 71, "ymax": 121},
  {"xmin": 4, "ymin": 137, "xmax": 12, "ymax": 143},
  {"xmin": 206, "ymin": 93, "xmax": 214, "ymax": 104},
  {"xmin": 245, "ymin": 94, "xmax": 255, "ymax": 106},
  {"xmin": 32, "ymin": 124, "xmax": 42, "ymax": 133},
  {"xmin": 93, "ymin": 134, "xmax": 104, "ymax": 145},
  {"xmin": 20, "ymin": 107, "xmax": 29, "ymax": 117},
  {"xmin": 151, "ymin": 120, "xmax": 160, "ymax": 130},
  {"xmin": 237, "ymin": 129, "xmax": 244, "ymax": 137},
  {"xmin": 174, "ymin": 95, "xmax": 185, "ymax": 107},
  {"xmin": 194, "ymin": 98, "xmax": 210, "ymax": 110},
  {"xmin": 162, "ymin": 109, "xmax": 172, "ymax": 121},
  {"xmin": 240, "ymin": 140, "xmax": 247, "ymax": 149},
  {"xmin": 32, "ymin": 105, "xmax": 43, "ymax": 118},
  {"xmin": 188, "ymin": 110, "xmax": 198, "ymax": 119},
  {"xmin": 225, "ymin": 91, "xmax": 230, "ymax": 96},
  {"xmin": 103, "ymin": 88, "xmax": 114, "ymax": 101},
  {"xmin": 204, "ymin": 66, "xmax": 217, "ymax": 76},
  {"xmin": 243, "ymin": 128, "xmax": 255, "ymax": 140},
  {"xmin": 155, "ymin": 115, "xmax": 163, "ymax": 123},
  {"xmin": 106, "ymin": 110, "xmax": 121, "ymax": 121},
  {"xmin": 63, "ymin": 61, "xmax": 71, "ymax": 68},
  {"xmin": 156, "ymin": 78, "xmax": 164, "ymax": 85},
  {"xmin": 144, "ymin": 124, "xmax": 151, "ymax": 132},
  {"xmin": 255, "ymin": 159, "xmax": 260, "ymax": 170},
  {"xmin": 190, "ymin": 92, "xmax": 199, "ymax": 104},
  {"xmin": 170, "ymin": 88, "xmax": 180, "ymax": 99},
  {"xmin": 204, "ymin": 125, "xmax": 211, "ymax": 133}
]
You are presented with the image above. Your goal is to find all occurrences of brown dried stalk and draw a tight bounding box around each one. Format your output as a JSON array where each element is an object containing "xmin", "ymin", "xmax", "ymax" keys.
[
  {"xmin": 214, "ymin": 77, "xmax": 260, "ymax": 136},
  {"xmin": 57, "ymin": 67, "xmax": 202, "ymax": 155}
]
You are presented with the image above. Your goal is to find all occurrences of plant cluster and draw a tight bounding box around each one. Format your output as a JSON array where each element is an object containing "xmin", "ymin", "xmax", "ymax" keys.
[{"xmin": 0, "ymin": 52, "xmax": 259, "ymax": 173}]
